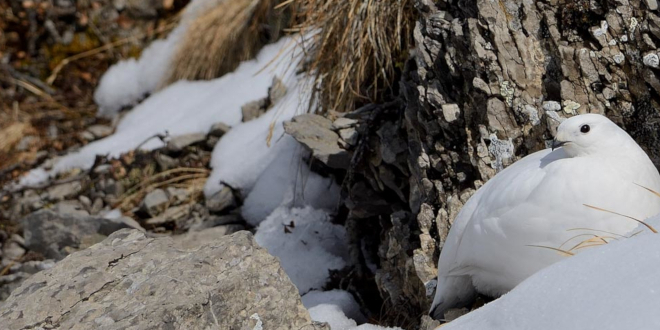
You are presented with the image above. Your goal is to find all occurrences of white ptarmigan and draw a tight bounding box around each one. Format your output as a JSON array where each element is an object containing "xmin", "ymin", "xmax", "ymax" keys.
[{"xmin": 429, "ymin": 114, "xmax": 660, "ymax": 319}]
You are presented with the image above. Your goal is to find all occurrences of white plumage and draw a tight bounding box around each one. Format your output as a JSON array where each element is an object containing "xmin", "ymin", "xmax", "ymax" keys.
[{"xmin": 430, "ymin": 114, "xmax": 660, "ymax": 319}]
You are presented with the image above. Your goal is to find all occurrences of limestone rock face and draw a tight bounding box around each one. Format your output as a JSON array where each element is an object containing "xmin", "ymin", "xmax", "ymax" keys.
[
  {"xmin": 343, "ymin": 0, "xmax": 660, "ymax": 321},
  {"xmin": 0, "ymin": 229, "xmax": 327, "ymax": 330}
]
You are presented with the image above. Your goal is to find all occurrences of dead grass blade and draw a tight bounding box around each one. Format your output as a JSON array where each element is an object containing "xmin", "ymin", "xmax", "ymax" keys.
[
  {"xmin": 114, "ymin": 167, "xmax": 209, "ymax": 212},
  {"xmin": 566, "ymin": 236, "xmax": 614, "ymax": 252},
  {"xmin": 566, "ymin": 227, "xmax": 628, "ymax": 238},
  {"xmin": 557, "ymin": 233, "xmax": 615, "ymax": 251},
  {"xmin": 634, "ymin": 183, "xmax": 660, "ymax": 199},
  {"xmin": 526, "ymin": 244, "xmax": 575, "ymax": 256},
  {"xmin": 583, "ymin": 204, "xmax": 658, "ymax": 234}
]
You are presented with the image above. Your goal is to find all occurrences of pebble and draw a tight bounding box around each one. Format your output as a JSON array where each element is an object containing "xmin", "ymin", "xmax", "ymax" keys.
[{"xmin": 142, "ymin": 189, "xmax": 170, "ymax": 217}]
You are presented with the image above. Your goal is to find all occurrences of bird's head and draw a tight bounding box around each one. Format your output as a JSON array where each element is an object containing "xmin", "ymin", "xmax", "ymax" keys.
[{"xmin": 553, "ymin": 114, "xmax": 631, "ymax": 157}]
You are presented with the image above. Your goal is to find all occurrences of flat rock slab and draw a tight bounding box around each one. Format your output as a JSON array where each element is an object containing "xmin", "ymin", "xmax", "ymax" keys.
[
  {"xmin": 0, "ymin": 230, "xmax": 327, "ymax": 330},
  {"xmin": 284, "ymin": 114, "xmax": 350, "ymax": 169}
]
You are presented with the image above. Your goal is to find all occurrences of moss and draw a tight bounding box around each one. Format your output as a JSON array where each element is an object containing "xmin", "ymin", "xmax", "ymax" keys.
[{"xmin": 45, "ymin": 30, "xmax": 101, "ymax": 70}]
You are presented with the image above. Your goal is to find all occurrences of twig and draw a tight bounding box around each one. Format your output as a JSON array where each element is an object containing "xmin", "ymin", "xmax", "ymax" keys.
[
  {"xmin": 1, "ymin": 64, "xmax": 55, "ymax": 94},
  {"xmin": 135, "ymin": 132, "xmax": 170, "ymax": 150}
]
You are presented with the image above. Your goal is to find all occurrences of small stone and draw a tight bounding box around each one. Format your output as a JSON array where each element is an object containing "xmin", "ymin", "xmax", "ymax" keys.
[
  {"xmin": 268, "ymin": 76, "xmax": 287, "ymax": 104},
  {"xmin": 47, "ymin": 181, "xmax": 82, "ymax": 201},
  {"xmin": 90, "ymin": 198, "xmax": 104, "ymax": 215},
  {"xmin": 205, "ymin": 186, "xmax": 236, "ymax": 213},
  {"xmin": 9, "ymin": 236, "xmax": 24, "ymax": 249},
  {"xmin": 93, "ymin": 164, "xmax": 111, "ymax": 174},
  {"xmin": 602, "ymin": 87, "xmax": 616, "ymax": 100},
  {"xmin": 522, "ymin": 105, "xmax": 540, "ymax": 125},
  {"xmin": 441, "ymin": 104, "xmax": 461, "ymax": 122},
  {"xmin": 241, "ymin": 98, "xmax": 268, "ymax": 122},
  {"xmin": 156, "ymin": 153, "xmax": 178, "ymax": 170},
  {"xmin": 16, "ymin": 136, "xmax": 37, "ymax": 151},
  {"xmin": 646, "ymin": 0, "xmax": 659, "ymax": 10},
  {"xmin": 62, "ymin": 29, "xmax": 74, "ymax": 45},
  {"xmin": 80, "ymin": 132, "xmax": 96, "ymax": 142},
  {"xmin": 643, "ymin": 52, "xmax": 660, "ymax": 68},
  {"xmin": 208, "ymin": 122, "xmax": 231, "ymax": 137},
  {"xmin": 87, "ymin": 125, "xmax": 113, "ymax": 139},
  {"xmin": 167, "ymin": 133, "xmax": 206, "ymax": 152},
  {"xmin": 542, "ymin": 101, "xmax": 561, "ymax": 112},
  {"xmin": 332, "ymin": 117, "xmax": 359, "ymax": 130},
  {"xmin": 103, "ymin": 179, "xmax": 124, "ymax": 197},
  {"xmin": 78, "ymin": 195, "xmax": 92, "ymax": 210},
  {"xmin": 472, "ymin": 77, "xmax": 491, "ymax": 94},
  {"xmin": 339, "ymin": 128, "xmax": 359, "ymax": 146},
  {"xmin": 166, "ymin": 187, "xmax": 189, "ymax": 204},
  {"xmin": 2, "ymin": 241, "xmax": 26, "ymax": 261},
  {"xmin": 613, "ymin": 53, "xmax": 625, "ymax": 64},
  {"xmin": 142, "ymin": 189, "xmax": 169, "ymax": 217},
  {"xmin": 51, "ymin": 200, "xmax": 90, "ymax": 216}
]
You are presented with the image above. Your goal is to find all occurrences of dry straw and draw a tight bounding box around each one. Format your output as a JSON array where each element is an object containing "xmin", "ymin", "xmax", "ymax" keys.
[
  {"xmin": 293, "ymin": 0, "xmax": 414, "ymax": 112},
  {"xmin": 164, "ymin": 0, "xmax": 414, "ymax": 113},
  {"xmin": 164, "ymin": 0, "xmax": 294, "ymax": 84}
]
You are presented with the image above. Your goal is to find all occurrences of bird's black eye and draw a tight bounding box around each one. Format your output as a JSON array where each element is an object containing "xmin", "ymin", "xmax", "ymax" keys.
[{"xmin": 580, "ymin": 125, "xmax": 590, "ymax": 133}]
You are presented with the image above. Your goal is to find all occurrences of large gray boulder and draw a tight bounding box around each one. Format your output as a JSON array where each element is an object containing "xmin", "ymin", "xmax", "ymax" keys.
[
  {"xmin": 20, "ymin": 210, "xmax": 139, "ymax": 260},
  {"xmin": 0, "ymin": 229, "xmax": 327, "ymax": 330}
]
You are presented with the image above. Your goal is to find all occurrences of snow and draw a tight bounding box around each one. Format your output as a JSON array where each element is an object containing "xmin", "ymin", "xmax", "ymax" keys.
[
  {"xmin": 202, "ymin": 78, "xmax": 310, "ymax": 197},
  {"xmin": 302, "ymin": 290, "xmax": 366, "ymax": 323},
  {"xmin": 37, "ymin": 36, "xmax": 301, "ymax": 177},
  {"xmin": 254, "ymin": 206, "xmax": 348, "ymax": 294},
  {"xmin": 307, "ymin": 304, "xmax": 402, "ymax": 330},
  {"xmin": 94, "ymin": 0, "xmax": 227, "ymax": 116},
  {"xmin": 240, "ymin": 140, "xmax": 340, "ymax": 226},
  {"xmin": 309, "ymin": 305, "xmax": 360, "ymax": 330},
  {"xmin": 442, "ymin": 224, "xmax": 660, "ymax": 330}
]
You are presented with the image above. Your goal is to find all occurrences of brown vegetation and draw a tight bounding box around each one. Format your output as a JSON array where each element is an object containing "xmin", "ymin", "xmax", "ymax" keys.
[
  {"xmin": 164, "ymin": 0, "xmax": 294, "ymax": 84},
  {"xmin": 293, "ymin": 0, "xmax": 415, "ymax": 113}
]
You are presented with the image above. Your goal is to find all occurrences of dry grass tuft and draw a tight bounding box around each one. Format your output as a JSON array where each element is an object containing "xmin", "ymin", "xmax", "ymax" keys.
[
  {"xmin": 0, "ymin": 122, "xmax": 31, "ymax": 153},
  {"xmin": 114, "ymin": 167, "xmax": 209, "ymax": 213},
  {"xmin": 164, "ymin": 0, "xmax": 294, "ymax": 84},
  {"xmin": 293, "ymin": 0, "xmax": 414, "ymax": 113}
]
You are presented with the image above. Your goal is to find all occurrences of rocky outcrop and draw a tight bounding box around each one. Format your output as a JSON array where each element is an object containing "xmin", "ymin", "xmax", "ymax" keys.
[
  {"xmin": 0, "ymin": 229, "xmax": 327, "ymax": 330},
  {"xmin": 338, "ymin": 0, "xmax": 660, "ymax": 323}
]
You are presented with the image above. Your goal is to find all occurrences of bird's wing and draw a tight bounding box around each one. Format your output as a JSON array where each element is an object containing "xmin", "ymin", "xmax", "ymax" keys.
[{"xmin": 437, "ymin": 148, "xmax": 559, "ymax": 278}]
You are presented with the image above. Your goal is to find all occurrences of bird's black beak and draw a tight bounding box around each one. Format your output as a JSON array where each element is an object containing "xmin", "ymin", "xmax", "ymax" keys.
[{"xmin": 552, "ymin": 139, "xmax": 567, "ymax": 151}]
